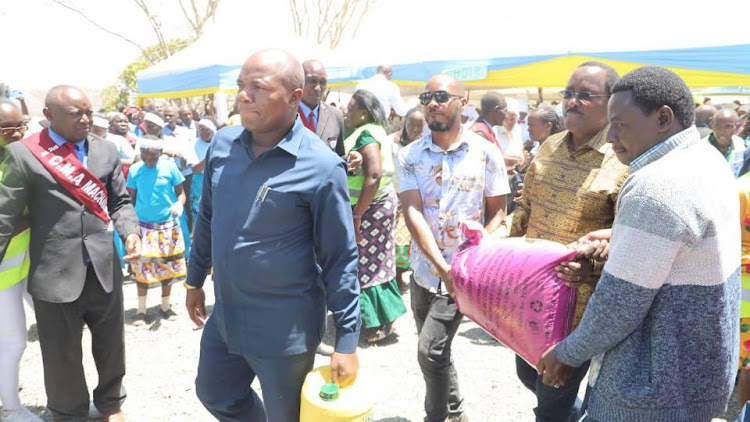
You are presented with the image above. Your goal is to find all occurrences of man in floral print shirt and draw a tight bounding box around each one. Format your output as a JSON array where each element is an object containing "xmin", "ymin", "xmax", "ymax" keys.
[{"xmin": 398, "ymin": 74, "xmax": 509, "ymax": 422}]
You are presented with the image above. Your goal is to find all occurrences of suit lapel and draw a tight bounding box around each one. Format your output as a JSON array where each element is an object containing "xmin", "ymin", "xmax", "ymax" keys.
[
  {"xmin": 317, "ymin": 104, "xmax": 330, "ymax": 137},
  {"xmin": 86, "ymin": 135, "xmax": 105, "ymax": 180}
]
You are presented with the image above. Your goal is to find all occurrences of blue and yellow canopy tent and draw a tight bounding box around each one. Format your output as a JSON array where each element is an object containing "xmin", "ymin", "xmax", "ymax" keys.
[
  {"xmin": 137, "ymin": 43, "xmax": 750, "ymax": 100},
  {"xmin": 326, "ymin": 43, "xmax": 750, "ymax": 90}
]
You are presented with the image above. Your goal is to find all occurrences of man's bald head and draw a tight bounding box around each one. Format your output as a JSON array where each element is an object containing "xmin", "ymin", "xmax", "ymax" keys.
[
  {"xmin": 713, "ymin": 109, "xmax": 739, "ymax": 122},
  {"xmin": 425, "ymin": 74, "xmax": 465, "ymax": 97},
  {"xmin": 301, "ymin": 59, "xmax": 328, "ymax": 108},
  {"xmin": 423, "ymin": 74, "xmax": 466, "ymax": 133},
  {"xmin": 302, "ymin": 59, "xmax": 326, "ymax": 75},
  {"xmin": 45, "ymin": 85, "xmax": 89, "ymax": 109},
  {"xmin": 242, "ymin": 49, "xmax": 304, "ymax": 93},
  {"xmin": 695, "ymin": 105, "xmax": 718, "ymax": 128},
  {"xmin": 236, "ymin": 49, "xmax": 305, "ymax": 135},
  {"xmin": 43, "ymin": 85, "xmax": 93, "ymax": 142},
  {"xmin": 711, "ymin": 108, "xmax": 740, "ymax": 145}
]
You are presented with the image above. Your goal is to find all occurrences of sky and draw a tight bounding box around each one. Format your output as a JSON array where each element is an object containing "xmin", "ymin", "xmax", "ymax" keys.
[{"xmin": 3, "ymin": 0, "xmax": 750, "ymax": 104}]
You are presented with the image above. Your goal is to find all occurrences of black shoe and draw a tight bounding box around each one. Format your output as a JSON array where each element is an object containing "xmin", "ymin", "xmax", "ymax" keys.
[
  {"xmin": 160, "ymin": 308, "xmax": 177, "ymax": 321},
  {"xmin": 132, "ymin": 312, "xmax": 147, "ymax": 326}
]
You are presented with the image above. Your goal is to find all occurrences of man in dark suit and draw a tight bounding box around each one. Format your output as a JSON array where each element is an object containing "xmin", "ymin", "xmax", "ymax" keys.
[
  {"xmin": 299, "ymin": 59, "xmax": 346, "ymax": 157},
  {"xmin": 0, "ymin": 85, "xmax": 141, "ymax": 421}
]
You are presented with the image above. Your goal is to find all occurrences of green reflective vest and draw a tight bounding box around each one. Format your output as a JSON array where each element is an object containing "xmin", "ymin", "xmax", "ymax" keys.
[
  {"xmin": 344, "ymin": 124, "xmax": 394, "ymax": 205},
  {"xmin": 0, "ymin": 228, "xmax": 30, "ymax": 291}
]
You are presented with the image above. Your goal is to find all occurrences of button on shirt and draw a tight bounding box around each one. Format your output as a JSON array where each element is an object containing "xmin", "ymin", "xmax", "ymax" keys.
[
  {"xmin": 187, "ymin": 118, "xmax": 361, "ymax": 356},
  {"xmin": 398, "ymin": 130, "xmax": 510, "ymax": 291}
]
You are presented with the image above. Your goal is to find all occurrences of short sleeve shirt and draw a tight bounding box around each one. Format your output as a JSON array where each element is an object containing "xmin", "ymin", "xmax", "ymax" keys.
[
  {"xmin": 398, "ymin": 129, "xmax": 510, "ymax": 291},
  {"xmin": 127, "ymin": 157, "xmax": 185, "ymax": 223}
]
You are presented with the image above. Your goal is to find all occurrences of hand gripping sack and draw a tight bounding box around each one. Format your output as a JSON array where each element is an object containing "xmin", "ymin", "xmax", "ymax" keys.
[{"xmin": 451, "ymin": 221, "xmax": 578, "ymax": 367}]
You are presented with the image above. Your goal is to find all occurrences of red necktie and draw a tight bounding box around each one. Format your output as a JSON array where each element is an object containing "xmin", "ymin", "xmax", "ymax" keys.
[
  {"xmin": 307, "ymin": 111, "xmax": 316, "ymax": 133},
  {"xmin": 299, "ymin": 107, "xmax": 316, "ymax": 133}
]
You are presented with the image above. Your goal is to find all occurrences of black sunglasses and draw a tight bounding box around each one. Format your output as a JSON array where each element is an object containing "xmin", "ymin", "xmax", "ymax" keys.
[
  {"xmin": 419, "ymin": 90, "xmax": 463, "ymax": 106},
  {"xmin": 559, "ymin": 90, "xmax": 609, "ymax": 103}
]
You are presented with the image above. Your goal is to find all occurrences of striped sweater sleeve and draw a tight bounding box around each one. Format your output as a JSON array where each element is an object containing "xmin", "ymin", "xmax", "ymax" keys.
[{"xmin": 554, "ymin": 195, "xmax": 686, "ymax": 367}]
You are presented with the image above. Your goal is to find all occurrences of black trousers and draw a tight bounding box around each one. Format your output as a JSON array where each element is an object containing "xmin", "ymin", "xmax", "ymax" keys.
[
  {"xmin": 33, "ymin": 265, "xmax": 126, "ymax": 421},
  {"xmin": 516, "ymin": 355, "xmax": 590, "ymax": 422}
]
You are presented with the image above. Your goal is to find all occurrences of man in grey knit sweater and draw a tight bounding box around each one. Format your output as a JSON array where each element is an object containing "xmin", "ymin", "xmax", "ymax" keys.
[{"xmin": 538, "ymin": 66, "xmax": 741, "ymax": 422}]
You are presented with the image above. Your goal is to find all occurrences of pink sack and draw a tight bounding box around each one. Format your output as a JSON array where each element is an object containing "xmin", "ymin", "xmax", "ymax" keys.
[{"xmin": 451, "ymin": 221, "xmax": 578, "ymax": 367}]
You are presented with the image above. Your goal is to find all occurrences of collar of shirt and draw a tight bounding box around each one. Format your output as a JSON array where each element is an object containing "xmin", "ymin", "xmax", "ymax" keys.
[
  {"xmin": 629, "ymin": 126, "xmax": 701, "ymax": 173},
  {"xmin": 298, "ymin": 101, "xmax": 320, "ymax": 124},
  {"xmin": 563, "ymin": 124, "xmax": 610, "ymax": 156},
  {"xmin": 234, "ymin": 116, "xmax": 304, "ymax": 158},
  {"xmin": 48, "ymin": 127, "xmax": 86, "ymax": 152},
  {"xmin": 420, "ymin": 130, "xmax": 471, "ymax": 154},
  {"xmin": 707, "ymin": 132, "xmax": 736, "ymax": 160}
]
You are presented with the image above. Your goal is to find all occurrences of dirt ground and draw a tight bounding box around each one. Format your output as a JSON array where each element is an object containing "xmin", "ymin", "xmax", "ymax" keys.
[{"xmin": 13, "ymin": 274, "xmax": 743, "ymax": 421}]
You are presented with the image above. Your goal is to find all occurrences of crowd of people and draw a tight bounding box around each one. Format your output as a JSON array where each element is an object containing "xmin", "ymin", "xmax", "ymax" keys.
[{"xmin": 0, "ymin": 48, "xmax": 750, "ymax": 422}]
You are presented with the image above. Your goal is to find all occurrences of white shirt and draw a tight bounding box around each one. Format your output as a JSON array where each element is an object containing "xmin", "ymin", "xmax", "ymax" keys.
[
  {"xmin": 494, "ymin": 125, "xmax": 525, "ymax": 163},
  {"xmin": 103, "ymin": 133, "xmax": 136, "ymax": 161},
  {"xmin": 194, "ymin": 138, "xmax": 211, "ymax": 162},
  {"xmin": 356, "ymin": 74, "xmax": 408, "ymax": 117}
]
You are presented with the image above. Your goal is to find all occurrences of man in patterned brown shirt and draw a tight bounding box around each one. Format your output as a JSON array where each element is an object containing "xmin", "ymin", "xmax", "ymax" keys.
[{"xmin": 500, "ymin": 62, "xmax": 629, "ymax": 422}]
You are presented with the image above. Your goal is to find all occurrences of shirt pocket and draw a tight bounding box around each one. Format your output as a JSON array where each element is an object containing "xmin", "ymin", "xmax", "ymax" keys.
[{"xmin": 245, "ymin": 189, "xmax": 304, "ymax": 236}]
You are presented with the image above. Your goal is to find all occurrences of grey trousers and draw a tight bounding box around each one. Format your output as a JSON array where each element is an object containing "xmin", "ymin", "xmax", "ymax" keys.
[
  {"xmin": 33, "ymin": 265, "xmax": 126, "ymax": 421},
  {"xmin": 410, "ymin": 282, "xmax": 465, "ymax": 422}
]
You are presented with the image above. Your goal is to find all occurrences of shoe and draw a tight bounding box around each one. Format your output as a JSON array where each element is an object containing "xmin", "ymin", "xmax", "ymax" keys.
[
  {"xmin": 160, "ymin": 308, "xmax": 177, "ymax": 321},
  {"xmin": 315, "ymin": 343, "xmax": 335, "ymax": 356},
  {"xmin": 1, "ymin": 407, "xmax": 42, "ymax": 422},
  {"xmin": 88, "ymin": 402, "xmax": 104, "ymax": 419},
  {"xmin": 131, "ymin": 312, "xmax": 147, "ymax": 326},
  {"xmin": 445, "ymin": 413, "xmax": 468, "ymax": 422}
]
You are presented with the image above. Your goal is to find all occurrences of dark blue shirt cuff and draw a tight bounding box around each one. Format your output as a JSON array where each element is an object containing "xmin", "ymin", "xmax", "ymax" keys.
[
  {"xmin": 335, "ymin": 330, "xmax": 359, "ymax": 354},
  {"xmin": 186, "ymin": 261, "xmax": 209, "ymax": 289}
]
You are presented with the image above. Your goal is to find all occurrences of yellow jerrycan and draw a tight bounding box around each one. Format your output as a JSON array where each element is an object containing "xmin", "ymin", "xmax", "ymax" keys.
[{"xmin": 300, "ymin": 366, "xmax": 374, "ymax": 422}]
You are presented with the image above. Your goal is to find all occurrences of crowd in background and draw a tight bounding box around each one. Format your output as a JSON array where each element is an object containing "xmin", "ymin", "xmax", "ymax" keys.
[{"xmin": 2, "ymin": 54, "xmax": 750, "ymax": 422}]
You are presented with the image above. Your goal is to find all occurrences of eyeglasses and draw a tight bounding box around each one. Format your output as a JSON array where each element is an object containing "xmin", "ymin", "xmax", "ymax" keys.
[
  {"xmin": 418, "ymin": 91, "xmax": 462, "ymax": 106},
  {"xmin": 559, "ymin": 90, "xmax": 609, "ymax": 103},
  {"xmin": 0, "ymin": 124, "xmax": 27, "ymax": 137}
]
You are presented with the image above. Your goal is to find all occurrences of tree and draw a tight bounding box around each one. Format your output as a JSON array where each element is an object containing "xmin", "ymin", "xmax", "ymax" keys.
[
  {"xmin": 289, "ymin": 0, "xmax": 376, "ymax": 49},
  {"xmin": 51, "ymin": 0, "xmax": 222, "ymax": 63},
  {"xmin": 101, "ymin": 38, "xmax": 193, "ymax": 111}
]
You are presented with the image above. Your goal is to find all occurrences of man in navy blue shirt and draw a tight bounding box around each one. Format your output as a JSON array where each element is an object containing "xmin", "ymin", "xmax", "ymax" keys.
[{"xmin": 185, "ymin": 49, "xmax": 361, "ymax": 422}]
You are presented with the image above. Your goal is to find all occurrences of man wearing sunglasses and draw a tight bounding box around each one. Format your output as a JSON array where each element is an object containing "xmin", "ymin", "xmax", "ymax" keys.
[
  {"xmin": 500, "ymin": 62, "xmax": 629, "ymax": 422},
  {"xmin": 399, "ymin": 75, "xmax": 510, "ymax": 422}
]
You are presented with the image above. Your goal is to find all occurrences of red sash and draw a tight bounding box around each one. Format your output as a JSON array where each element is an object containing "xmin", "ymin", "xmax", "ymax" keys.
[
  {"xmin": 22, "ymin": 129, "xmax": 111, "ymax": 224},
  {"xmin": 471, "ymin": 120, "xmax": 503, "ymax": 151}
]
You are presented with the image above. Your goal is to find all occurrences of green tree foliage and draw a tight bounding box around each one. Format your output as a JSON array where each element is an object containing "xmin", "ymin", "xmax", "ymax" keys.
[{"xmin": 101, "ymin": 38, "xmax": 193, "ymax": 111}]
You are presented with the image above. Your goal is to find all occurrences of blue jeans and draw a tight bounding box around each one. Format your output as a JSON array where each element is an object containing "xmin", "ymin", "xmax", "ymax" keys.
[
  {"xmin": 195, "ymin": 316, "xmax": 316, "ymax": 422},
  {"xmin": 516, "ymin": 355, "xmax": 590, "ymax": 422}
]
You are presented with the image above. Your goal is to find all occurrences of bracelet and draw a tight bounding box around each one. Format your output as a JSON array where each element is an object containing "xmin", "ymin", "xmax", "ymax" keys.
[{"xmin": 353, "ymin": 215, "xmax": 363, "ymax": 219}]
